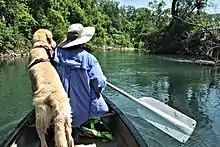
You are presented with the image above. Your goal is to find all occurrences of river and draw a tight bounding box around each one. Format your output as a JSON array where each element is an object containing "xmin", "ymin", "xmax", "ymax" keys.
[{"xmin": 0, "ymin": 51, "xmax": 220, "ymax": 146}]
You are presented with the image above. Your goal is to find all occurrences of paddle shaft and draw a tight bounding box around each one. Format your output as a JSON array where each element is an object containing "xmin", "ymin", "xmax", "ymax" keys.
[
  {"xmin": 106, "ymin": 82, "xmax": 165, "ymax": 114},
  {"xmin": 106, "ymin": 82, "xmax": 169, "ymax": 117},
  {"xmin": 106, "ymin": 81, "xmax": 190, "ymax": 125},
  {"xmin": 106, "ymin": 82, "xmax": 140, "ymax": 103}
]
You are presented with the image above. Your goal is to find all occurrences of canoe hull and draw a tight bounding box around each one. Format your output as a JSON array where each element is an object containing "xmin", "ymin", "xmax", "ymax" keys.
[{"xmin": 1, "ymin": 97, "xmax": 147, "ymax": 147}]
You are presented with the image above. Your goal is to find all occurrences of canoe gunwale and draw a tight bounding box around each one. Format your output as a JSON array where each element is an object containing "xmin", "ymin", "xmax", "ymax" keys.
[
  {"xmin": 1, "ymin": 97, "xmax": 148, "ymax": 147},
  {"xmin": 103, "ymin": 96, "xmax": 148, "ymax": 147},
  {"xmin": 0, "ymin": 109, "xmax": 35, "ymax": 147}
]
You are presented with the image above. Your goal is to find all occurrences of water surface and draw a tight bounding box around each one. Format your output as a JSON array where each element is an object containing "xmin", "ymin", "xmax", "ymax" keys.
[{"xmin": 0, "ymin": 52, "xmax": 220, "ymax": 147}]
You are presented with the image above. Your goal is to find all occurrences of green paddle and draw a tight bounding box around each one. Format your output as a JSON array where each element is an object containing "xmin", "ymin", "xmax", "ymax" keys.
[{"xmin": 106, "ymin": 81, "xmax": 197, "ymax": 143}]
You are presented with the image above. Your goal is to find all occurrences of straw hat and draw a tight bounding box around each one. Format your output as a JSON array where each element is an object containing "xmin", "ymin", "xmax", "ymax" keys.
[{"xmin": 58, "ymin": 23, "xmax": 95, "ymax": 48}]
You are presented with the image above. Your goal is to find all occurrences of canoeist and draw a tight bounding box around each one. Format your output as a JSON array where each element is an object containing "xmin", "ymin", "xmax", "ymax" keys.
[{"xmin": 53, "ymin": 23, "xmax": 109, "ymax": 128}]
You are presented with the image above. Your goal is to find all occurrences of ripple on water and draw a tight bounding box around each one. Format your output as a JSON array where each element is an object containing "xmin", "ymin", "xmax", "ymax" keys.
[
  {"xmin": 184, "ymin": 121, "xmax": 219, "ymax": 147},
  {"xmin": 125, "ymin": 111, "xmax": 181, "ymax": 147},
  {"xmin": 0, "ymin": 118, "xmax": 22, "ymax": 132},
  {"xmin": 184, "ymin": 137, "xmax": 218, "ymax": 147}
]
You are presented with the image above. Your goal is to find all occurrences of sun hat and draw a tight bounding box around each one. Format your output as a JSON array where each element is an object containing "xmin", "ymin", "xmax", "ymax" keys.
[{"xmin": 58, "ymin": 23, "xmax": 95, "ymax": 48}]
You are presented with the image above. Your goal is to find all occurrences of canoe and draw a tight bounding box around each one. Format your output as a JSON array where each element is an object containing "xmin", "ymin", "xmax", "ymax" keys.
[{"xmin": 0, "ymin": 96, "xmax": 148, "ymax": 147}]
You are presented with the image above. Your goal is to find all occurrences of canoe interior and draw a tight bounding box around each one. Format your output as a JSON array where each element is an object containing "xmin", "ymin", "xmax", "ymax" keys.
[{"xmin": 1, "ymin": 97, "xmax": 147, "ymax": 147}]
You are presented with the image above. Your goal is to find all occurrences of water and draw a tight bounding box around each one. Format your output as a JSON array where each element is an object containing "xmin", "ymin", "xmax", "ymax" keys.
[{"xmin": 0, "ymin": 52, "xmax": 220, "ymax": 146}]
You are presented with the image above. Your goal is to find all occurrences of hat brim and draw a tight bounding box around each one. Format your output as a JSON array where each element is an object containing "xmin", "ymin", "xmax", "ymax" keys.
[{"xmin": 58, "ymin": 27, "xmax": 95, "ymax": 48}]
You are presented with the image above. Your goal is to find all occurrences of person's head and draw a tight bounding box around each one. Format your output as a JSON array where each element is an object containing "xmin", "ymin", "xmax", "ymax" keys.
[{"xmin": 58, "ymin": 23, "xmax": 95, "ymax": 49}]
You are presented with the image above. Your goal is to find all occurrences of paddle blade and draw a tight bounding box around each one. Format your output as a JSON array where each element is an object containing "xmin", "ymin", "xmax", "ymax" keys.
[{"xmin": 137, "ymin": 97, "xmax": 197, "ymax": 143}]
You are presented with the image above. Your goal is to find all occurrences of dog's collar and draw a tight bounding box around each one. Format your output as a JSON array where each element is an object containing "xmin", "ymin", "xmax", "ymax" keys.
[
  {"xmin": 28, "ymin": 58, "xmax": 50, "ymax": 69},
  {"xmin": 34, "ymin": 45, "xmax": 54, "ymax": 59},
  {"xmin": 28, "ymin": 45, "xmax": 54, "ymax": 69},
  {"xmin": 34, "ymin": 45, "xmax": 51, "ymax": 50}
]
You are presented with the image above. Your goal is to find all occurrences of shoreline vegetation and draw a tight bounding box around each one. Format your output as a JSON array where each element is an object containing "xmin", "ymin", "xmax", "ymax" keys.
[
  {"xmin": 0, "ymin": 48, "xmax": 218, "ymax": 66},
  {"xmin": 0, "ymin": 46, "xmax": 139, "ymax": 60},
  {"xmin": 0, "ymin": 47, "xmax": 138, "ymax": 61},
  {"xmin": 0, "ymin": 0, "xmax": 220, "ymax": 65}
]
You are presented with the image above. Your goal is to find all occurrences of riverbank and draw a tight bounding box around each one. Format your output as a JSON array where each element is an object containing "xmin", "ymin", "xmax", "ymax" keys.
[
  {"xmin": 0, "ymin": 49, "xmax": 28, "ymax": 61},
  {"xmin": 0, "ymin": 48, "xmax": 218, "ymax": 67},
  {"xmin": 161, "ymin": 55, "xmax": 219, "ymax": 66},
  {"xmin": 165, "ymin": 58, "xmax": 217, "ymax": 66},
  {"xmin": 93, "ymin": 46, "xmax": 139, "ymax": 52},
  {"xmin": 0, "ymin": 47, "xmax": 139, "ymax": 61}
]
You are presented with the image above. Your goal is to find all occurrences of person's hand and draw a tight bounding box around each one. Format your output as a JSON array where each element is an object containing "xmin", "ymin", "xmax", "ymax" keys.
[
  {"xmin": 103, "ymin": 75, "xmax": 107, "ymax": 81},
  {"xmin": 52, "ymin": 39, "xmax": 57, "ymax": 49}
]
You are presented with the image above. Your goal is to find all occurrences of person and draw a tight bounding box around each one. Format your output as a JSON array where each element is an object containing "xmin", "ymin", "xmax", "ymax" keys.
[{"xmin": 53, "ymin": 23, "xmax": 109, "ymax": 127}]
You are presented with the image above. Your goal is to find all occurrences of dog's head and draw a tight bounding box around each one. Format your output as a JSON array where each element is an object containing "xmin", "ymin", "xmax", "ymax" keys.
[{"xmin": 33, "ymin": 29, "xmax": 55, "ymax": 47}]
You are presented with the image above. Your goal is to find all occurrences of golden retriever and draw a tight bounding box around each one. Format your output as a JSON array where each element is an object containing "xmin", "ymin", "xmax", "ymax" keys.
[{"xmin": 28, "ymin": 29, "xmax": 73, "ymax": 147}]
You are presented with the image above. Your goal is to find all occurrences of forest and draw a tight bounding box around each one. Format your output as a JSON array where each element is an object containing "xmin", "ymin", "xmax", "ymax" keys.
[{"xmin": 0, "ymin": 0, "xmax": 220, "ymax": 63}]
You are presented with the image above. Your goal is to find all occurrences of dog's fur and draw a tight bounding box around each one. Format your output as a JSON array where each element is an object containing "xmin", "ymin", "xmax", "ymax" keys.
[{"xmin": 28, "ymin": 29, "xmax": 74, "ymax": 147}]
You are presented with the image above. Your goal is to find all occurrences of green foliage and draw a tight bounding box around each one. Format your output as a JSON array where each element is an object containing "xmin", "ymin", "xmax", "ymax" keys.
[
  {"xmin": 1, "ymin": 0, "xmax": 168, "ymax": 52},
  {"xmin": 0, "ymin": 0, "xmax": 215, "ymax": 54}
]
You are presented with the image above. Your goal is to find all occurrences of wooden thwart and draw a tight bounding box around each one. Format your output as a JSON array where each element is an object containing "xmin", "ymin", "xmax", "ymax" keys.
[{"xmin": 93, "ymin": 112, "xmax": 115, "ymax": 119}]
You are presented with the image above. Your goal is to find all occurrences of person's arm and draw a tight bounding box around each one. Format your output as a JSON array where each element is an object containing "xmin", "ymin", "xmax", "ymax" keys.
[{"xmin": 88, "ymin": 61, "xmax": 107, "ymax": 94}]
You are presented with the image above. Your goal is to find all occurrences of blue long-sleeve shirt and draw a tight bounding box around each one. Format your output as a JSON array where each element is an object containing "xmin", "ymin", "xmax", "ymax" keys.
[{"xmin": 53, "ymin": 47, "xmax": 109, "ymax": 126}]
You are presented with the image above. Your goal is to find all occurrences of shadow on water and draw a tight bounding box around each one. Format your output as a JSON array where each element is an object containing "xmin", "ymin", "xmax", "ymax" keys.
[{"xmin": 98, "ymin": 52, "xmax": 220, "ymax": 147}]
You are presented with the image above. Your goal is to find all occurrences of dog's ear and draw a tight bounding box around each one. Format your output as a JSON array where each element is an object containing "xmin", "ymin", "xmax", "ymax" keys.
[
  {"xmin": 33, "ymin": 34, "xmax": 40, "ymax": 42},
  {"xmin": 46, "ymin": 31, "xmax": 52, "ymax": 45}
]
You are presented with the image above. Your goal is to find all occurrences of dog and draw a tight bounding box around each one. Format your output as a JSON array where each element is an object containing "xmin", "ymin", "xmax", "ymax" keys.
[{"xmin": 28, "ymin": 29, "xmax": 74, "ymax": 147}]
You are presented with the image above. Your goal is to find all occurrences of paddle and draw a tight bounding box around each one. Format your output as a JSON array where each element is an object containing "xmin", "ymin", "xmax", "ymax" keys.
[{"xmin": 106, "ymin": 81, "xmax": 197, "ymax": 143}]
